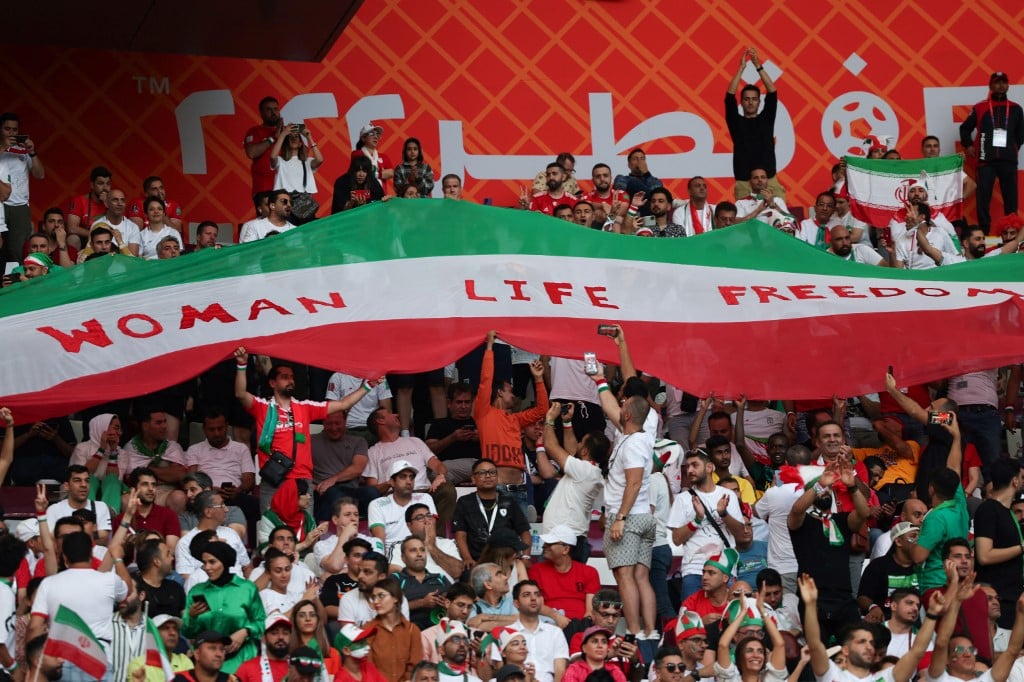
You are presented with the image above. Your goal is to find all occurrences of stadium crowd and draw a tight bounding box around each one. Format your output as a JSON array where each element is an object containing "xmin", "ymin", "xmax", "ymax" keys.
[{"xmin": 1, "ymin": 46, "xmax": 1023, "ymax": 682}]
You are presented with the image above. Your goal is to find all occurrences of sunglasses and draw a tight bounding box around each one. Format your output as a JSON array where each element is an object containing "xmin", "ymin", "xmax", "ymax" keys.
[
  {"xmin": 595, "ymin": 601, "xmax": 622, "ymax": 610},
  {"xmin": 661, "ymin": 664, "xmax": 687, "ymax": 673},
  {"xmin": 953, "ymin": 646, "xmax": 977, "ymax": 656},
  {"xmin": 732, "ymin": 591, "xmax": 753, "ymax": 598}
]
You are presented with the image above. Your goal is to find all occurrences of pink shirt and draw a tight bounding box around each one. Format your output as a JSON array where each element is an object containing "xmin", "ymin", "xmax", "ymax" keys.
[
  {"xmin": 946, "ymin": 370, "xmax": 999, "ymax": 408},
  {"xmin": 184, "ymin": 439, "xmax": 256, "ymax": 487}
]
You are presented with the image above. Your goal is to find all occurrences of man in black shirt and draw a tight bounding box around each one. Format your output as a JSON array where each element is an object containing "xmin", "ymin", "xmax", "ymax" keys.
[
  {"xmin": 393, "ymin": 536, "xmax": 451, "ymax": 629},
  {"xmin": 788, "ymin": 466, "xmax": 869, "ymax": 645},
  {"xmin": 134, "ymin": 537, "xmax": 185, "ymax": 619},
  {"xmin": 725, "ymin": 46, "xmax": 783, "ymax": 201},
  {"xmin": 858, "ymin": 521, "xmax": 919, "ymax": 622},
  {"xmin": 319, "ymin": 537, "xmax": 371, "ymax": 620},
  {"xmin": 425, "ymin": 384, "xmax": 480, "ymax": 485},
  {"xmin": 974, "ymin": 459, "xmax": 1023, "ymax": 628},
  {"xmin": 452, "ymin": 459, "xmax": 531, "ymax": 568}
]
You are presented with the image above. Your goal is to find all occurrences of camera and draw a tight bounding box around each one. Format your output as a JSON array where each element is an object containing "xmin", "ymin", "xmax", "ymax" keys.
[{"xmin": 928, "ymin": 411, "xmax": 954, "ymax": 425}]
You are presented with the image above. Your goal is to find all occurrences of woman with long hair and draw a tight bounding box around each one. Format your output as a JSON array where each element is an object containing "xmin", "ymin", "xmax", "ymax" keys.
[
  {"xmin": 392, "ymin": 138, "xmax": 435, "ymax": 197},
  {"xmin": 715, "ymin": 593, "xmax": 787, "ymax": 682},
  {"xmin": 289, "ymin": 599, "xmax": 341, "ymax": 676},
  {"xmin": 351, "ymin": 122, "xmax": 393, "ymax": 190},
  {"xmin": 367, "ymin": 577, "xmax": 422, "ymax": 682},
  {"xmin": 182, "ymin": 542, "xmax": 265, "ymax": 674},
  {"xmin": 137, "ymin": 197, "xmax": 182, "ymax": 259},
  {"xmin": 270, "ymin": 124, "xmax": 324, "ymax": 225},
  {"xmin": 331, "ymin": 155, "xmax": 386, "ymax": 213},
  {"xmin": 68, "ymin": 413, "xmax": 125, "ymax": 512},
  {"xmin": 477, "ymin": 529, "xmax": 529, "ymax": 587}
]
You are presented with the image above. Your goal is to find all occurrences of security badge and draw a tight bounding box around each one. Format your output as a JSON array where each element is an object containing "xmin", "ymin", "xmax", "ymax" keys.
[
  {"xmin": 499, "ymin": 508, "xmax": 507, "ymax": 517},
  {"xmin": 994, "ymin": 128, "xmax": 1008, "ymax": 148}
]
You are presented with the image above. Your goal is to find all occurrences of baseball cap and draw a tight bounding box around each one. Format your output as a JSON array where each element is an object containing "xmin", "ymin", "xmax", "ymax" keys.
[
  {"xmin": 265, "ymin": 612, "xmax": 292, "ymax": 631},
  {"xmin": 152, "ymin": 614, "xmax": 182, "ymax": 628},
  {"xmin": 334, "ymin": 624, "xmax": 375, "ymax": 651},
  {"xmin": 193, "ymin": 630, "xmax": 231, "ymax": 647},
  {"xmin": 359, "ymin": 122, "xmax": 384, "ymax": 138},
  {"xmin": 14, "ymin": 519, "xmax": 39, "ymax": 542},
  {"xmin": 991, "ymin": 72, "xmax": 1009, "ymax": 84},
  {"xmin": 496, "ymin": 665, "xmax": 528, "ymax": 682},
  {"xmin": 388, "ymin": 459, "xmax": 418, "ymax": 479},
  {"xmin": 289, "ymin": 646, "xmax": 324, "ymax": 675},
  {"xmin": 889, "ymin": 521, "xmax": 918, "ymax": 541},
  {"xmin": 539, "ymin": 525, "xmax": 577, "ymax": 547},
  {"xmin": 580, "ymin": 625, "xmax": 613, "ymax": 645}
]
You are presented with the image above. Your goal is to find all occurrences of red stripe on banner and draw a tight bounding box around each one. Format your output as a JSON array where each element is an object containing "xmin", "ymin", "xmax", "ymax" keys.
[
  {"xmin": 849, "ymin": 199, "xmax": 963, "ymax": 227},
  {"xmin": 4, "ymin": 300, "xmax": 1024, "ymax": 422},
  {"xmin": 43, "ymin": 640, "xmax": 107, "ymax": 679}
]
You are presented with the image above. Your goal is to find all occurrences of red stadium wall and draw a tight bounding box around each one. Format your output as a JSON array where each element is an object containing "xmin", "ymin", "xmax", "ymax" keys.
[{"xmin": 2, "ymin": 0, "xmax": 1022, "ymax": 234}]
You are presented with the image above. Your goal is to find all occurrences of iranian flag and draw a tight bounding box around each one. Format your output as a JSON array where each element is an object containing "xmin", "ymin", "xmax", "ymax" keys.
[
  {"xmin": 0, "ymin": 200, "xmax": 1022, "ymax": 421},
  {"xmin": 845, "ymin": 154, "xmax": 964, "ymax": 225},
  {"xmin": 44, "ymin": 605, "xmax": 108, "ymax": 679},
  {"xmin": 143, "ymin": 617, "xmax": 174, "ymax": 679}
]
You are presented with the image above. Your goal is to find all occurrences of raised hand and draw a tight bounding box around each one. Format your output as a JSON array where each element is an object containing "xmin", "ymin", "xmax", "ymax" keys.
[{"xmin": 233, "ymin": 346, "xmax": 248, "ymax": 364}]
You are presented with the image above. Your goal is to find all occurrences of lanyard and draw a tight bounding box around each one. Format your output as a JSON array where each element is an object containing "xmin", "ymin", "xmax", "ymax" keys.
[
  {"xmin": 988, "ymin": 97, "xmax": 1011, "ymax": 129},
  {"xmin": 478, "ymin": 494, "xmax": 499, "ymax": 534}
]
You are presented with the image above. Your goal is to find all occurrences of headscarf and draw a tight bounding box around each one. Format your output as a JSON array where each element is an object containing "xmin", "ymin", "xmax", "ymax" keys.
[
  {"xmin": 270, "ymin": 479, "xmax": 308, "ymax": 542},
  {"xmin": 23, "ymin": 252, "xmax": 53, "ymax": 271},
  {"xmin": 201, "ymin": 542, "xmax": 238, "ymax": 587},
  {"xmin": 88, "ymin": 414, "xmax": 116, "ymax": 449}
]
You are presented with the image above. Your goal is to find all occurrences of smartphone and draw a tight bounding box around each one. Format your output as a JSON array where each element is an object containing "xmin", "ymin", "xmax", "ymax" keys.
[
  {"xmin": 642, "ymin": 215, "xmax": 656, "ymax": 228},
  {"xmin": 887, "ymin": 365, "xmax": 893, "ymax": 376},
  {"xmin": 14, "ymin": 135, "xmax": 28, "ymax": 145},
  {"xmin": 597, "ymin": 324, "xmax": 619, "ymax": 338},
  {"xmin": 877, "ymin": 226, "xmax": 892, "ymax": 244},
  {"xmin": 6, "ymin": 272, "xmax": 21, "ymax": 284},
  {"xmin": 928, "ymin": 411, "xmax": 954, "ymax": 425},
  {"xmin": 297, "ymin": 123, "xmax": 307, "ymax": 134},
  {"xmin": 583, "ymin": 352, "xmax": 599, "ymax": 376},
  {"xmin": 193, "ymin": 594, "xmax": 208, "ymax": 605},
  {"xmin": 352, "ymin": 189, "xmax": 371, "ymax": 202},
  {"xmin": 560, "ymin": 403, "xmax": 572, "ymax": 416},
  {"xmin": 623, "ymin": 633, "xmax": 636, "ymax": 644}
]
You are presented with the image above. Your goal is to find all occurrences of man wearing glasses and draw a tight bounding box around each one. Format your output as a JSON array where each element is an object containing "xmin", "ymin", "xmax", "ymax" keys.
[
  {"xmin": 391, "ymin": 502, "xmax": 463, "ymax": 583},
  {"xmin": 452, "ymin": 459, "xmax": 531, "ymax": 570},
  {"xmin": 797, "ymin": 191, "xmax": 838, "ymax": 249},
  {"xmin": 239, "ymin": 189, "xmax": 295, "ymax": 242}
]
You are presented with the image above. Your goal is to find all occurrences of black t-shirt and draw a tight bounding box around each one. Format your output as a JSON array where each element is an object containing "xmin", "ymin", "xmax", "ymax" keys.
[
  {"xmin": 319, "ymin": 573, "xmax": 359, "ymax": 610},
  {"xmin": 724, "ymin": 90, "xmax": 778, "ymax": 180},
  {"xmin": 452, "ymin": 492, "xmax": 530, "ymax": 559},
  {"xmin": 394, "ymin": 568, "xmax": 451, "ymax": 629},
  {"xmin": 426, "ymin": 417, "xmax": 481, "ymax": 462},
  {"xmin": 135, "ymin": 575, "xmax": 186, "ymax": 619},
  {"xmin": 974, "ymin": 498, "xmax": 1023, "ymax": 627},
  {"xmin": 789, "ymin": 511, "xmax": 853, "ymax": 603},
  {"xmin": 857, "ymin": 551, "xmax": 918, "ymax": 616}
]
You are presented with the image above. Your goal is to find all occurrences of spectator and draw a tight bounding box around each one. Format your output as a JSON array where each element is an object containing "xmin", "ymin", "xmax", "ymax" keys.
[
  {"xmin": 974, "ymin": 459, "xmax": 1023, "ymax": 628},
  {"xmin": 453, "ymin": 459, "xmax": 531, "ymax": 569},
  {"xmin": 367, "ymin": 576, "xmax": 422, "ymax": 682},
  {"xmin": 537, "ymin": 401, "xmax": 608, "ymax": 562},
  {"xmin": 680, "ymin": 549, "xmax": 736, "ymax": 621},
  {"xmin": 892, "ymin": 202, "xmax": 961, "ymax": 270},
  {"xmin": 156, "ymin": 234, "xmax": 181, "ymax": 259},
  {"xmin": 269, "ymin": 124, "xmax": 323, "ymax": 225},
  {"xmin": 612, "ymin": 148, "xmax": 661, "ymax": 200},
  {"xmin": 65, "ymin": 165, "xmax": 111, "ymax": 247},
  {"xmin": 311, "ymin": 412, "xmax": 374, "ymax": 520},
  {"xmin": 391, "ymin": 502, "xmax": 464, "ymax": 582},
  {"xmin": 93, "ymin": 188, "xmax": 141, "ymax": 255},
  {"xmin": 254, "ymin": 536, "xmax": 318, "ymax": 614},
  {"xmin": 121, "ymin": 407, "xmax": 187, "ymax": 506},
  {"xmin": 481, "ymin": 628, "xmax": 530, "ymax": 682},
  {"xmin": 394, "ymin": 138, "xmax": 436, "ymax": 197},
  {"xmin": 706, "ymin": 435, "xmax": 757, "ymax": 504},
  {"xmin": 238, "ymin": 189, "xmax": 297, "ymax": 242},
  {"xmin": 0, "ymin": 113, "xmax": 44, "ymax": 259},
  {"xmin": 652, "ymin": 645, "xmax": 695, "ymax": 682},
  {"xmin": 420, "ymin": 584, "xmax": 476, "ymax": 663},
  {"xmin": 26, "ymin": 228, "xmax": 74, "ymax": 268},
  {"xmin": 8, "ymin": 412, "xmax": 74, "ymax": 485},
  {"xmin": 755, "ymin": 569, "xmax": 801, "ymax": 636},
  {"xmin": 441, "ymin": 174, "xmax": 462, "ymax": 200},
  {"xmin": 670, "ymin": 176, "xmax": 716, "ymax": 236},
  {"xmin": 796, "ymin": 191, "xmax": 837, "ymax": 249},
  {"xmin": 467, "ymin": 563, "xmax": 515, "ymax": 630},
  {"xmin": 243, "ymin": 95, "xmax": 284, "ymax": 197},
  {"xmin": 715, "ymin": 593, "xmax": 786, "ymax": 682},
  {"xmin": 431, "ymin": 618, "xmax": 480, "ymax": 682},
  {"xmin": 339, "ymin": 551, "xmax": 410, "ymax": 627},
  {"xmin": 572, "ymin": 201, "xmax": 595, "ymax": 227},
  {"xmin": 913, "ymin": 460, "xmax": 969, "ymax": 594},
  {"xmin": 332, "ymin": 155, "xmax": 386, "ymax": 212},
  {"xmin": 126, "ymin": 614, "xmax": 193, "ymax": 680},
  {"xmin": 320, "ymin": 536, "xmax": 372, "ymax": 619},
  {"xmin": 109, "ymin": 594, "xmax": 148, "ymax": 682},
  {"xmin": 335, "ymin": 623, "xmax": 389, "ymax": 682},
  {"xmin": 959, "ymin": 71, "xmax": 1023, "ymax": 230},
  {"xmin": 257, "ymin": 479, "xmax": 324, "ymax": 553},
  {"xmin": 527, "ymin": 525, "xmax": 599, "ymax": 621},
  {"xmin": 128, "ymin": 175, "xmax": 184, "ymax": 231},
  {"xmin": 173, "ymin": 630, "xmax": 232, "ymax": 681},
  {"xmin": 367, "ymin": 459, "xmax": 439, "ymax": 553},
  {"xmin": 561, "ymin": 626, "xmax": 626, "ymax": 682},
  {"xmin": 946, "ymin": 368, "xmax": 1003, "ymax": 480},
  {"xmin": 870, "ymin": 499, "xmax": 928, "ymax": 560},
  {"xmin": 352, "ymin": 122, "xmax": 394, "ymax": 191},
  {"xmin": 829, "ymin": 225, "xmax": 888, "ymax": 265},
  {"xmin": 509, "ymin": 581, "xmax": 569, "ymax": 682},
  {"xmin": 364, "ymin": 408, "xmax": 455, "ymax": 528},
  {"xmin": 134, "ymin": 537, "xmax": 186, "ymax": 619},
  {"xmin": 520, "ymin": 163, "xmax": 577, "ymax": 215},
  {"xmin": 175, "ymin": 491, "xmax": 250, "ymax": 580},
  {"xmin": 324, "ymin": 371, "xmax": 393, "ymax": 444},
  {"xmin": 234, "ymin": 612, "xmax": 292, "ymax": 682},
  {"xmin": 582, "ymin": 163, "xmax": 629, "ymax": 228},
  {"xmin": 239, "ymin": 190, "xmax": 271, "ymax": 240},
  {"xmin": 233, "ymin": 348, "xmax": 371, "ymax": 509},
  {"xmin": 76, "ymin": 223, "xmax": 133, "ymax": 262},
  {"xmin": 186, "ymin": 409, "xmax": 259, "ymax": 534},
  {"xmin": 394, "ymin": 535, "xmax": 452, "ymax": 630},
  {"xmin": 115, "ymin": 466, "xmax": 181, "ymax": 553},
  {"xmin": 137, "ymin": 197, "xmax": 183, "ymax": 259},
  {"xmin": 45, "ymin": 464, "xmax": 113, "ymax": 545},
  {"xmin": 714, "ymin": 202, "xmax": 739, "ymax": 228},
  {"xmin": 68, "ymin": 413, "xmax": 124, "ymax": 512},
  {"xmin": 857, "ymin": 522, "xmax": 920, "ymax": 623},
  {"xmin": 725, "ymin": 47, "xmax": 782, "ymax": 200},
  {"xmin": 0, "ymin": 534, "xmax": 23, "ymax": 678},
  {"xmin": 425, "ymin": 383, "xmax": 481, "ymax": 485},
  {"xmin": 190, "ymin": 220, "xmax": 222, "ymax": 251},
  {"xmin": 982, "ymin": 585, "xmax": 1012, "ymax": 653},
  {"xmin": 179, "ymin": 471, "xmax": 249, "ymax": 541},
  {"xmin": 183, "ymin": 541, "xmax": 265, "ymax": 674},
  {"xmin": 932, "ymin": 538, "xmax": 993, "ymax": 663},
  {"xmin": 315, "ymin": 497, "xmax": 384, "ymax": 575},
  {"xmin": 649, "ymin": 456, "xmax": 676, "ymax": 625},
  {"xmin": 883, "ymin": 588, "xmax": 929, "ymax": 657},
  {"xmin": 734, "ymin": 168, "xmax": 791, "ymax": 224}
]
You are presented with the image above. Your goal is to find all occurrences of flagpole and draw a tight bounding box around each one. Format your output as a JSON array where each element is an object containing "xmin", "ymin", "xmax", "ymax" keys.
[{"xmin": 31, "ymin": 652, "xmax": 43, "ymax": 682}]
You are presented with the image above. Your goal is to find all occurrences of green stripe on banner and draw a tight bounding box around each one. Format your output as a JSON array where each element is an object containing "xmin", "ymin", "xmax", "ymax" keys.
[
  {"xmin": 845, "ymin": 154, "xmax": 963, "ymax": 177},
  {"xmin": 0, "ymin": 200, "xmax": 1020, "ymax": 321}
]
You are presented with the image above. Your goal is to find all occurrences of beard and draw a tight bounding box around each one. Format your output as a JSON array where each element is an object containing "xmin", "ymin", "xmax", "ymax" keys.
[
  {"xmin": 546, "ymin": 179, "xmax": 563, "ymax": 192},
  {"xmin": 834, "ymin": 244, "xmax": 852, "ymax": 257},
  {"xmin": 594, "ymin": 179, "xmax": 610, "ymax": 192},
  {"xmin": 267, "ymin": 640, "xmax": 291, "ymax": 658}
]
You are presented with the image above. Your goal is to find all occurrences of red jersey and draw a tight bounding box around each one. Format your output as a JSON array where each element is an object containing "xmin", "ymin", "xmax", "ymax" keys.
[
  {"xmin": 582, "ymin": 188, "xmax": 628, "ymax": 209},
  {"xmin": 527, "ymin": 560, "xmax": 600, "ymax": 619},
  {"xmin": 115, "ymin": 504, "xmax": 181, "ymax": 538},
  {"xmin": 67, "ymin": 194, "xmax": 108, "ymax": 227},
  {"xmin": 681, "ymin": 589, "xmax": 728, "ymax": 620},
  {"xmin": 529, "ymin": 192, "xmax": 577, "ymax": 215},
  {"xmin": 128, "ymin": 197, "xmax": 184, "ymax": 225},
  {"xmin": 234, "ymin": 656, "xmax": 288, "ymax": 682},
  {"xmin": 246, "ymin": 397, "xmax": 329, "ymax": 480},
  {"xmin": 243, "ymin": 124, "xmax": 279, "ymax": 194}
]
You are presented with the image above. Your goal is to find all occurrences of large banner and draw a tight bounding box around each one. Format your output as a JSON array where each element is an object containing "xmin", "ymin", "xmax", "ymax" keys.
[
  {"xmin": 1, "ymin": 201, "xmax": 1022, "ymax": 422},
  {"xmin": 1, "ymin": 1, "xmax": 1022, "ymax": 231}
]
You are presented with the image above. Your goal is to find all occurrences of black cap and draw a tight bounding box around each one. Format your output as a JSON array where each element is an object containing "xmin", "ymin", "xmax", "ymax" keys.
[
  {"xmin": 193, "ymin": 630, "xmax": 231, "ymax": 647},
  {"xmin": 289, "ymin": 646, "xmax": 324, "ymax": 674},
  {"xmin": 496, "ymin": 665, "xmax": 528, "ymax": 682},
  {"xmin": 991, "ymin": 71, "xmax": 1009, "ymax": 84}
]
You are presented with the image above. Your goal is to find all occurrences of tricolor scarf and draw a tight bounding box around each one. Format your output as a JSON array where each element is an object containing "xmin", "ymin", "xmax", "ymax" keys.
[
  {"xmin": 438, "ymin": 661, "xmax": 470, "ymax": 679},
  {"xmin": 130, "ymin": 435, "xmax": 168, "ymax": 465},
  {"xmin": 778, "ymin": 465, "xmax": 843, "ymax": 546},
  {"xmin": 806, "ymin": 498, "xmax": 844, "ymax": 546},
  {"xmin": 257, "ymin": 401, "xmax": 281, "ymax": 455}
]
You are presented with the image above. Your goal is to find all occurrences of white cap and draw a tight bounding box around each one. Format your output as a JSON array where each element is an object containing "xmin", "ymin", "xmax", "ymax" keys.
[
  {"xmin": 359, "ymin": 122, "xmax": 384, "ymax": 138},
  {"xmin": 388, "ymin": 459, "xmax": 418, "ymax": 479},
  {"xmin": 539, "ymin": 525, "xmax": 578, "ymax": 546},
  {"xmin": 14, "ymin": 519, "xmax": 39, "ymax": 542},
  {"xmin": 152, "ymin": 614, "xmax": 183, "ymax": 628}
]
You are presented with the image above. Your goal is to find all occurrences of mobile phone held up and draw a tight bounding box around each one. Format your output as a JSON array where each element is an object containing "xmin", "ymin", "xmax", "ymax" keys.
[
  {"xmin": 928, "ymin": 411, "xmax": 954, "ymax": 425},
  {"xmin": 597, "ymin": 324, "xmax": 619, "ymax": 338},
  {"xmin": 583, "ymin": 352, "xmax": 599, "ymax": 376}
]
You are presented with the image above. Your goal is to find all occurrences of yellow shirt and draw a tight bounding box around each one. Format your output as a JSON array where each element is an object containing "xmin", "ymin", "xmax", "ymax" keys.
[
  {"xmin": 127, "ymin": 651, "xmax": 193, "ymax": 681},
  {"xmin": 712, "ymin": 471, "xmax": 757, "ymax": 505},
  {"xmin": 852, "ymin": 441, "xmax": 920, "ymax": 487}
]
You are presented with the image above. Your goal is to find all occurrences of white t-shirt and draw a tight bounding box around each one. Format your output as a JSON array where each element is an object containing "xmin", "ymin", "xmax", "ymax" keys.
[
  {"xmin": 273, "ymin": 156, "xmax": 318, "ymax": 193},
  {"xmin": 0, "ymin": 582, "xmax": 15, "ymax": 673},
  {"xmin": 715, "ymin": 660, "xmax": 787, "ymax": 682},
  {"xmin": 816, "ymin": 660, "xmax": 897, "ymax": 682},
  {"xmin": 735, "ymin": 196, "xmax": 791, "ymax": 223},
  {"xmin": 925, "ymin": 670, "xmax": 991, "ymax": 682},
  {"xmin": 890, "ymin": 212, "xmax": 958, "ymax": 243},
  {"xmin": 365, "ymin": 438, "xmax": 436, "ymax": 490},
  {"xmin": 175, "ymin": 526, "xmax": 250, "ymax": 577},
  {"xmin": 832, "ymin": 243, "xmax": 884, "ymax": 265},
  {"xmin": 549, "ymin": 358, "xmax": 601, "ymax": 403},
  {"xmin": 540, "ymin": 456, "xmax": 604, "ymax": 536},
  {"xmin": 120, "ymin": 439, "xmax": 186, "ymax": 478},
  {"xmin": 46, "ymin": 498, "xmax": 112, "ymax": 533},
  {"xmin": 884, "ymin": 624, "xmax": 933, "ymax": 658},
  {"xmin": 313, "ymin": 533, "xmax": 385, "ymax": 572},
  {"xmin": 895, "ymin": 226, "xmax": 960, "ymax": 270},
  {"xmin": 368, "ymin": 493, "xmax": 437, "ymax": 548},
  {"xmin": 666, "ymin": 486, "xmax": 742, "ymax": 575},
  {"xmin": 337, "ymin": 588, "xmax": 409, "ymax": 626},
  {"xmin": 184, "ymin": 439, "xmax": 256, "ymax": 488},
  {"xmin": 250, "ymin": 560, "xmax": 315, "ymax": 594},
  {"xmin": 797, "ymin": 219, "xmax": 831, "ymax": 247},
  {"xmin": 389, "ymin": 537, "xmax": 462, "ymax": 583},
  {"xmin": 649, "ymin": 471, "xmax": 671, "ymax": 547},
  {"xmin": 239, "ymin": 217, "xmax": 295, "ymax": 243},
  {"xmin": 138, "ymin": 225, "xmax": 183, "ymax": 259},
  {"xmin": 92, "ymin": 215, "xmax": 141, "ymax": 248},
  {"xmin": 32, "ymin": 567, "xmax": 129, "ymax": 645},
  {"xmin": 508, "ymin": 619, "xmax": 568, "ymax": 682},
  {"xmin": 325, "ymin": 373, "xmax": 393, "ymax": 428},
  {"xmin": 753, "ymin": 482, "xmax": 801, "ymax": 574},
  {"xmin": 0, "ymin": 151, "xmax": 32, "ymax": 205},
  {"xmin": 835, "ymin": 212, "xmax": 870, "ymax": 244},
  {"xmin": 604, "ymin": 432, "xmax": 651, "ymax": 516},
  {"xmin": 260, "ymin": 586, "xmax": 306, "ymax": 617}
]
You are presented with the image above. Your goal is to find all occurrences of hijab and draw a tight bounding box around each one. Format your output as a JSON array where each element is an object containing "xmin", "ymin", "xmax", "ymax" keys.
[
  {"xmin": 270, "ymin": 479, "xmax": 308, "ymax": 542},
  {"xmin": 202, "ymin": 542, "xmax": 238, "ymax": 587}
]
